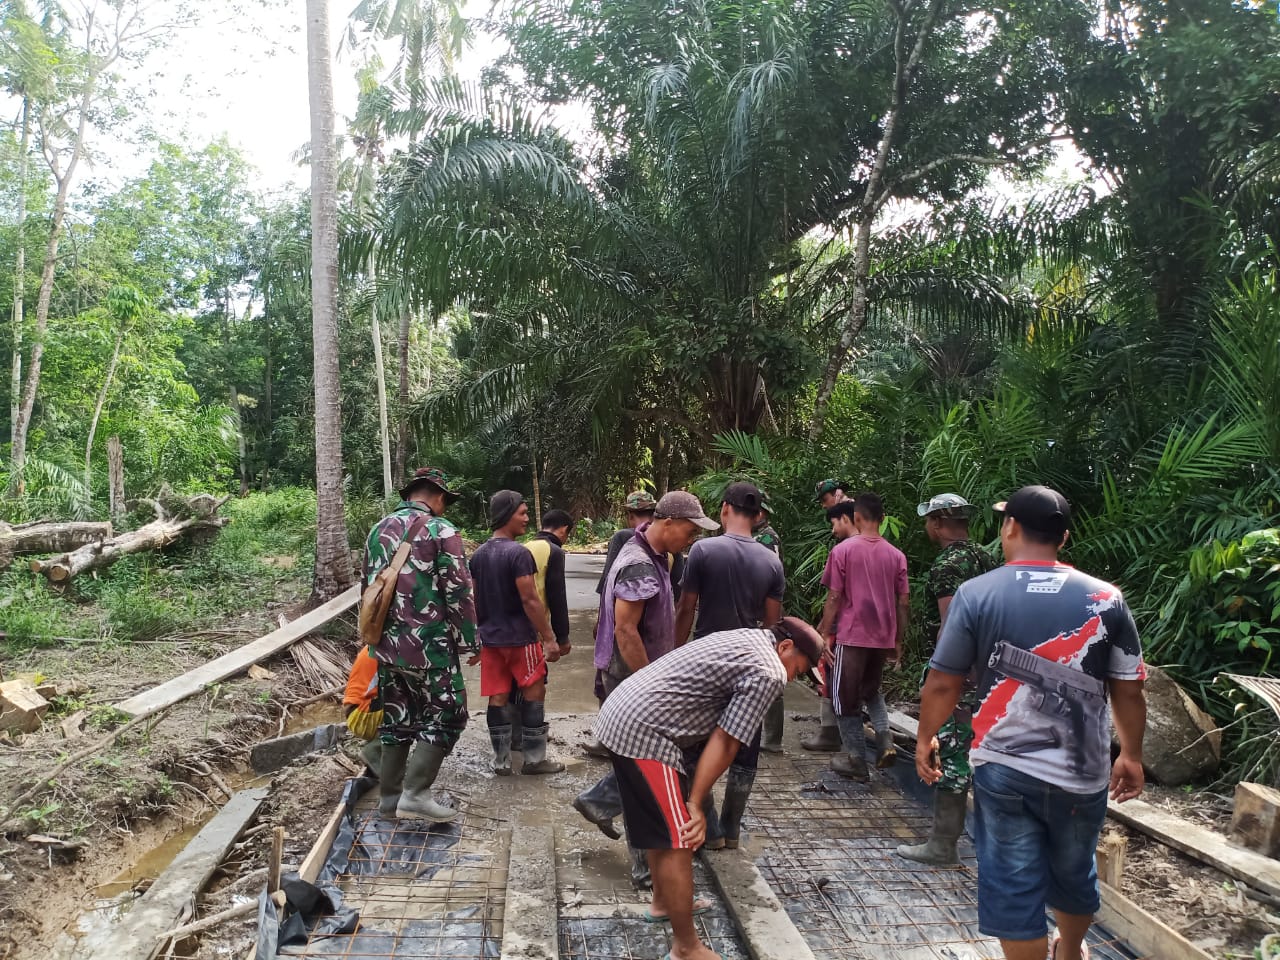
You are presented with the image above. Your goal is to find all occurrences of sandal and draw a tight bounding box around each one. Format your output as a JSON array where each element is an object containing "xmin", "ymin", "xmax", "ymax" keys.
[
  {"xmin": 644, "ymin": 897, "xmax": 714, "ymax": 923},
  {"xmin": 1049, "ymin": 930, "xmax": 1089, "ymax": 960}
]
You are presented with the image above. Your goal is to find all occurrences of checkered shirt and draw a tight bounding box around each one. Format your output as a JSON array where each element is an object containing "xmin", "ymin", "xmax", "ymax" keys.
[{"xmin": 594, "ymin": 628, "xmax": 787, "ymax": 773}]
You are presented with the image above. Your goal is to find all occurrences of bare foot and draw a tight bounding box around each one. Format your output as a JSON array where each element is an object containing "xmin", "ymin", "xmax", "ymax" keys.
[
  {"xmin": 645, "ymin": 896, "xmax": 713, "ymax": 922},
  {"xmin": 666, "ymin": 945, "xmax": 721, "ymax": 960}
]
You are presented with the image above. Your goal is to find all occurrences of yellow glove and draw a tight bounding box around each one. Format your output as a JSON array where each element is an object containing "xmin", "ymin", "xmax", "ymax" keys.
[{"xmin": 346, "ymin": 705, "xmax": 384, "ymax": 741}]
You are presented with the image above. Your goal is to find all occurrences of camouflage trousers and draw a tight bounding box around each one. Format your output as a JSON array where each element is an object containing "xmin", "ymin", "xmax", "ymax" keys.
[
  {"xmin": 377, "ymin": 660, "xmax": 469, "ymax": 750},
  {"xmin": 922, "ymin": 665, "xmax": 977, "ymax": 794}
]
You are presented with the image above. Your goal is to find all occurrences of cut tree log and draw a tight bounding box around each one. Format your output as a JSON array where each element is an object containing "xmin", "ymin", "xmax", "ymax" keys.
[
  {"xmin": 0, "ymin": 519, "xmax": 112, "ymax": 568},
  {"xmin": 30, "ymin": 496, "xmax": 228, "ymax": 583}
]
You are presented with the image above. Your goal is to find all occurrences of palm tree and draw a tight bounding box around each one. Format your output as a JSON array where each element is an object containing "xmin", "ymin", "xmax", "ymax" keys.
[{"xmin": 307, "ymin": 0, "xmax": 354, "ymax": 599}]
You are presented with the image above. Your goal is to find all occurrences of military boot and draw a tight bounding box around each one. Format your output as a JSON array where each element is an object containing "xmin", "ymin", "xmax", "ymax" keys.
[
  {"xmin": 397, "ymin": 743, "xmax": 460, "ymax": 822},
  {"xmin": 378, "ymin": 741, "xmax": 410, "ymax": 815},
  {"xmin": 800, "ymin": 698, "xmax": 841, "ymax": 752},
  {"xmin": 720, "ymin": 764, "xmax": 756, "ymax": 849},
  {"xmin": 897, "ymin": 789, "xmax": 968, "ymax": 865},
  {"xmin": 831, "ymin": 714, "xmax": 870, "ymax": 782}
]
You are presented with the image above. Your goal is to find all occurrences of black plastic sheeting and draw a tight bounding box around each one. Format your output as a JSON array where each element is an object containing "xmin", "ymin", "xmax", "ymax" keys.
[{"xmin": 253, "ymin": 776, "xmax": 370, "ymax": 959}]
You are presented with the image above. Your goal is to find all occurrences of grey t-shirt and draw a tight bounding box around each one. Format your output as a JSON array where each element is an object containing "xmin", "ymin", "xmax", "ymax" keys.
[
  {"xmin": 931, "ymin": 562, "xmax": 1147, "ymax": 794},
  {"xmin": 681, "ymin": 533, "xmax": 785, "ymax": 639}
]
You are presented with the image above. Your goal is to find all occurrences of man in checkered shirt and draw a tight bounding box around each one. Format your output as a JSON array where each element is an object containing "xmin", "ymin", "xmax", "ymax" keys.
[{"xmin": 594, "ymin": 617, "xmax": 824, "ymax": 960}]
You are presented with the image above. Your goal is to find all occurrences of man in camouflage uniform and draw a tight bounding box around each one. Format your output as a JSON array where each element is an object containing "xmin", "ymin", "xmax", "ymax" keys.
[
  {"xmin": 364, "ymin": 467, "xmax": 478, "ymax": 822},
  {"xmin": 897, "ymin": 492, "xmax": 997, "ymax": 864},
  {"xmin": 754, "ymin": 495, "xmax": 785, "ymax": 752}
]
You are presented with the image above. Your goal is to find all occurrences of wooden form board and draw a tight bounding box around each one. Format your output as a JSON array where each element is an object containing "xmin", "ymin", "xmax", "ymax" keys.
[
  {"xmin": 1098, "ymin": 881, "xmax": 1213, "ymax": 960},
  {"xmin": 95, "ymin": 786, "xmax": 268, "ymax": 960},
  {"xmin": 889, "ymin": 709, "xmax": 1280, "ymax": 899},
  {"xmin": 116, "ymin": 586, "xmax": 359, "ymax": 718}
]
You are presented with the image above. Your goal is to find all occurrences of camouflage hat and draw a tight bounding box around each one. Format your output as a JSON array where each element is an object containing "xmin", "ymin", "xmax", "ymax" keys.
[
  {"xmin": 815, "ymin": 478, "xmax": 845, "ymax": 502},
  {"xmin": 916, "ymin": 493, "xmax": 975, "ymax": 518},
  {"xmin": 758, "ymin": 489, "xmax": 773, "ymax": 515},
  {"xmin": 624, "ymin": 490, "xmax": 658, "ymax": 512},
  {"xmin": 400, "ymin": 466, "xmax": 461, "ymax": 504}
]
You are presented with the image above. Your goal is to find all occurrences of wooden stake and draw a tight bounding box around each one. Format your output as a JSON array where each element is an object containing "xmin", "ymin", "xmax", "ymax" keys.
[
  {"xmin": 1096, "ymin": 832, "xmax": 1127, "ymax": 887},
  {"xmin": 267, "ymin": 826, "xmax": 285, "ymax": 894}
]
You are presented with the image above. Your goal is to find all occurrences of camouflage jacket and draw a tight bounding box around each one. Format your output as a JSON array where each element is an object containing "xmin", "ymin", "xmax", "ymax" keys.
[
  {"xmin": 754, "ymin": 525, "xmax": 783, "ymax": 562},
  {"xmin": 923, "ymin": 539, "xmax": 997, "ymax": 648},
  {"xmin": 362, "ymin": 501, "xmax": 478, "ymax": 670}
]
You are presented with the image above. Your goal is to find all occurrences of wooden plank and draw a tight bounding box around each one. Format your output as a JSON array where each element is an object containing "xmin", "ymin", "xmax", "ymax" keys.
[
  {"xmin": 298, "ymin": 799, "xmax": 346, "ymax": 885},
  {"xmin": 267, "ymin": 826, "xmax": 285, "ymax": 893},
  {"xmin": 1098, "ymin": 881, "xmax": 1213, "ymax": 960},
  {"xmin": 1106, "ymin": 797, "xmax": 1280, "ymax": 899},
  {"xmin": 116, "ymin": 586, "xmax": 359, "ymax": 718},
  {"xmin": 893, "ymin": 708, "xmax": 1280, "ymax": 900},
  {"xmin": 96, "ymin": 786, "xmax": 268, "ymax": 960}
]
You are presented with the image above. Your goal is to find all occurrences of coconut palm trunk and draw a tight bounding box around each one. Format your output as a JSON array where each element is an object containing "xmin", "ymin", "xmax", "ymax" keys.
[{"xmin": 307, "ymin": 0, "xmax": 354, "ymax": 599}]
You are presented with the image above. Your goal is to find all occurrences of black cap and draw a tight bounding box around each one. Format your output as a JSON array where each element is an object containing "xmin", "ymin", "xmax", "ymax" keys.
[
  {"xmin": 994, "ymin": 485, "xmax": 1071, "ymax": 538},
  {"xmin": 775, "ymin": 616, "xmax": 826, "ymax": 686},
  {"xmin": 723, "ymin": 481, "xmax": 763, "ymax": 513}
]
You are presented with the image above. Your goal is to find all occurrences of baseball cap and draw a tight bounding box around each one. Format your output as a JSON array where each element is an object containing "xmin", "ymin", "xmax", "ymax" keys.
[
  {"xmin": 993, "ymin": 485, "xmax": 1071, "ymax": 537},
  {"xmin": 400, "ymin": 466, "xmax": 461, "ymax": 503},
  {"xmin": 722, "ymin": 481, "xmax": 763, "ymax": 513},
  {"xmin": 815, "ymin": 478, "xmax": 845, "ymax": 501},
  {"xmin": 775, "ymin": 616, "xmax": 826, "ymax": 686},
  {"xmin": 916, "ymin": 493, "xmax": 976, "ymax": 518},
  {"xmin": 654, "ymin": 491, "xmax": 720, "ymax": 530},
  {"xmin": 624, "ymin": 490, "xmax": 657, "ymax": 511}
]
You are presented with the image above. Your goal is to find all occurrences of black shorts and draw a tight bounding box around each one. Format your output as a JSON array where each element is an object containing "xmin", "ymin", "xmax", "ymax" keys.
[{"xmin": 611, "ymin": 754, "xmax": 693, "ymax": 850}]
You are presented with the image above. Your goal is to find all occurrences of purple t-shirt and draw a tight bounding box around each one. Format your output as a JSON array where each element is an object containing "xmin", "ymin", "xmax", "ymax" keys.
[
  {"xmin": 593, "ymin": 525, "xmax": 675, "ymax": 676},
  {"xmin": 471, "ymin": 536, "xmax": 538, "ymax": 648},
  {"xmin": 820, "ymin": 535, "xmax": 909, "ymax": 648}
]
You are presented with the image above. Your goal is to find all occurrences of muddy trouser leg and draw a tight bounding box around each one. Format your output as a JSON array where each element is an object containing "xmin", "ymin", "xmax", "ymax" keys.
[
  {"xmin": 866, "ymin": 690, "xmax": 890, "ymax": 736},
  {"xmin": 681, "ymin": 743, "xmax": 724, "ymax": 845},
  {"xmin": 761, "ymin": 695, "xmax": 784, "ymax": 751}
]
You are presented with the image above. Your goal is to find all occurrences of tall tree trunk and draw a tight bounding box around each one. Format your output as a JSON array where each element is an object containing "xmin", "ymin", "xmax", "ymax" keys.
[
  {"xmin": 810, "ymin": 0, "xmax": 943, "ymax": 440},
  {"xmin": 307, "ymin": 0, "xmax": 354, "ymax": 599},
  {"xmin": 231, "ymin": 386, "xmax": 249, "ymax": 497},
  {"xmin": 10, "ymin": 54, "xmax": 99, "ymax": 494},
  {"xmin": 531, "ymin": 446, "xmax": 542, "ymax": 524},
  {"xmin": 393, "ymin": 308, "xmax": 411, "ymax": 479},
  {"xmin": 10, "ymin": 98, "xmax": 30, "ymax": 452},
  {"xmin": 106, "ymin": 436, "xmax": 125, "ymax": 522},
  {"xmin": 84, "ymin": 328, "xmax": 124, "ymax": 502},
  {"xmin": 369, "ymin": 255, "xmax": 393, "ymax": 499}
]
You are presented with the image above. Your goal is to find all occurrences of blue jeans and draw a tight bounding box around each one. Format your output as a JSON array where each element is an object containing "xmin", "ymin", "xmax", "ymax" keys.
[{"xmin": 972, "ymin": 763, "xmax": 1108, "ymax": 941}]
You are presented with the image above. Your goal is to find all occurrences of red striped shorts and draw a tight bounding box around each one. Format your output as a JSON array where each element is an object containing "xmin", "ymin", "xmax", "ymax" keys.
[
  {"xmin": 611, "ymin": 754, "xmax": 692, "ymax": 850},
  {"xmin": 479, "ymin": 642, "xmax": 547, "ymax": 696}
]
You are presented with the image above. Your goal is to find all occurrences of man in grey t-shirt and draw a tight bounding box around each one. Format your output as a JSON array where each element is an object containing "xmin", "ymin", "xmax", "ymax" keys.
[
  {"xmin": 673, "ymin": 481, "xmax": 785, "ymax": 848},
  {"xmin": 918, "ymin": 486, "xmax": 1147, "ymax": 960}
]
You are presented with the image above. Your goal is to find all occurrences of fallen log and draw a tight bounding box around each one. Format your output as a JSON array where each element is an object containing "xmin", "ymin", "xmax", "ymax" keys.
[
  {"xmin": 0, "ymin": 520, "xmax": 112, "ymax": 568},
  {"xmin": 30, "ymin": 496, "xmax": 228, "ymax": 583}
]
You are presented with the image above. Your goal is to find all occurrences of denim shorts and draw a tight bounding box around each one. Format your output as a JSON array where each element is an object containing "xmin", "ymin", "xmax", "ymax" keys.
[{"xmin": 972, "ymin": 762, "xmax": 1108, "ymax": 941}]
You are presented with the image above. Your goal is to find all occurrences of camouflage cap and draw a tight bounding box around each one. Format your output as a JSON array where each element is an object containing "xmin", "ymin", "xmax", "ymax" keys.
[
  {"xmin": 758, "ymin": 489, "xmax": 773, "ymax": 515},
  {"xmin": 916, "ymin": 493, "xmax": 975, "ymax": 518},
  {"xmin": 400, "ymin": 466, "xmax": 461, "ymax": 503},
  {"xmin": 815, "ymin": 478, "xmax": 845, "ymax": 501},
  {"xmin": 624, "ymin": 490, "xmax": 658, "ymax": 511}
]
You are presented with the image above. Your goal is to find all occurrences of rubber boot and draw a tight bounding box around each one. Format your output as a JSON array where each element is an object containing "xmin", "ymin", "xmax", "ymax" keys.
[
  {"xmin": 361, "ymin": 739, "xmax": 383, "ymax": 779},
  {"xmin": 866, "ymin": 691, "xmax": 890, "ymax": 737},
  {"xmin": 487, "ymin": 705, "xmax": 512, "ymax": 776},
  {"xmin": 520, "ymin": 700, "xmax": 565, "ymax": 774},
  {"xmin": 720, "ymin": 764, "xmax": 756, "ymax": 849},
  {"xmin": 629, "ymin": 846, "xmax": 652, "ymax": 890},
  {"xmin": 875, "ymin": 729, "xmax": 898, "ymax": 769},
  {"xmin": 507, "ymin": 700, "xmax": 524, "ymax": 753},
  {"xmin": 761, "ymin": 697, "xmax": 784, "ymax": 753},
  {"xmin": 396, "ymin": 743, "xmax": 460, "ymax": 822},
  {"xmin": 897, "ymin": 788, "xmax": 968, "ymax": 865},
  {"xmin": 800, "ymin": 698, "xmax": 841, "ymax": 752},
  {"xmin": 702, "ymin": 793, "xmax": 725, "ymax": 850},
  {"xmin": 831, "ymin": 714, "xmax": 870, "ymax": 781},
  {"xmin": 583, "ymin": 738, "xmax": 611, "ymax": 759},
  {"xmin": 573, "ymin": 772, "xmax": 623, "ymax": 839},
  {"xmin": 378, "ymin": 741, "xmax": 409, "ymax": 815}
]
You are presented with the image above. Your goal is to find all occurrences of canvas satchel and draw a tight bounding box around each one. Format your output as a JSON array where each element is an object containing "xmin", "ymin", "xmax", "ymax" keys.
[{"xmin": 358, "ymin": 512, "xmax": 432, "ymax": 651}]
